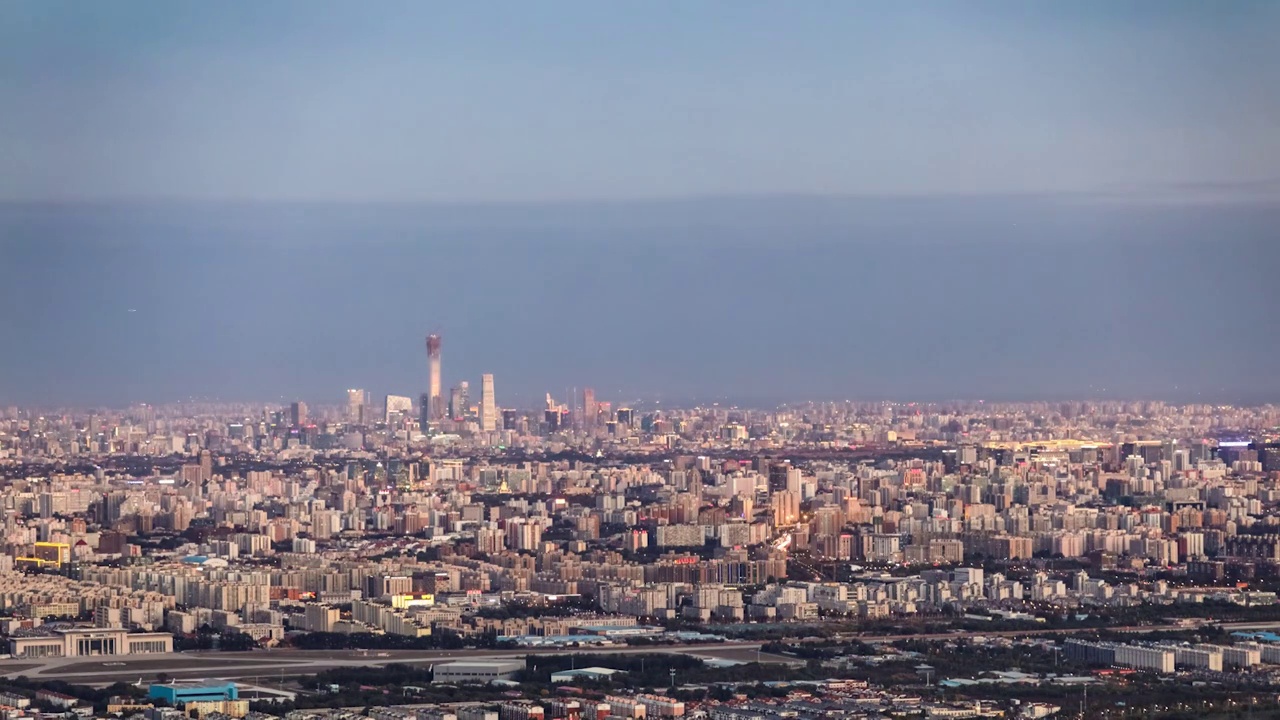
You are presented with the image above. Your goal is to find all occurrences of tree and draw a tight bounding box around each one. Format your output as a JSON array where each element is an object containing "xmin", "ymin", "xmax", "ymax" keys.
[{"xmin": 219, "ymin": 632, "xmax": 259, "ymax": 652}]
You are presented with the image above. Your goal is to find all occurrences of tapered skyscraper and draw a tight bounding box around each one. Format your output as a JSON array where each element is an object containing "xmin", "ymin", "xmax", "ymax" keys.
[
  {"xmin": 426, "ymin": 334, "xmax": 442, "ymax": 421},
  {"xmin": 479, "ymin": 373, "xmax": 497, "ymax": 432}
]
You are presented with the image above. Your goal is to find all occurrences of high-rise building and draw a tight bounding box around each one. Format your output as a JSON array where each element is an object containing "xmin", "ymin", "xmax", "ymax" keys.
[
  {"xmin": 582, "ymin": 387, "xmax": 597, "ymax": 430},
  {"xmin": 768, "ymin": 461, "xmax": 793, "ymax": 493},
  {"xmin": 426, "ymin": 334, "xmax": 443, "ymax": 421},
  {"xmin": 479, "ymin": 374, "xmax": 497, "ymax": 432},
  {"xmin": 290, "ymin": 401, "xmax": 308, "ymax": 427},
  {"xmin": 506, "ymin": 518, "xmax": 542, "ymax": 551},
  {"xmin": 419, "ymin": 393, "xmax": 431, "ymax": 431},
  {"xmin": 1262, "ymin": 444, "xmax": 1280, "ymax": 473},
  {"xmin": 385, "ymin": 395, "xmax": 413, "ymax": 424},
  {"xmin": 304, "ymin": 604, "xmax": 338, "ymax": 633},
  {"xmin": 771, "ymin": 490, "xmax": 800, "ymax": 527},
  {"xmin": 101, "ymin": 492, "xmax": 127, "ymax": 523},
  {"xmin": 346, "ymin": 388, "xmax": 366, "ymax": 424},
  {"xmin": 449, "ymin": 382, "xmax": 469, "ymax": 420},
  {"xmin": 198, "ymin": 450, "xmax": 213, "ymax": 483}
]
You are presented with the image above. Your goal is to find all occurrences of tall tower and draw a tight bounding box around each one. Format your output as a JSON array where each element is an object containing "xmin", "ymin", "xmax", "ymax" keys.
[
  {"xmin": 346, "ymin": 388, "xmax": 366, "ymax": 424},
  {"xmin": 290, "ymin": 401, "xmax": 308, "ymax": 427},
  {"xmin": 583, "ymin": 387, "xmax": 597, "ymax": 430},
  {"xmin": 450, "ymin": 381, "xmax": 470, "ymax": 420},
  {"xmin": 479, "ymin": 374, "xmax": 497, "ymax": 432},
  {"xmin": 426, "ymin": 334, "xmax": 442, "ymax": 420}
]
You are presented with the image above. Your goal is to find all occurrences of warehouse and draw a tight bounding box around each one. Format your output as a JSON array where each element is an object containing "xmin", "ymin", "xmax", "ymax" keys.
[
  {"xmin": 148, "ymin": 681, "xmax": 238, "ymax": 704},
  {"xmin": 550, "ymin": 667, "xmax": 621, "ymax": 683},
  {"xmin": 433, "ymin": 660, "xmax": 524, "ymax": 683}
]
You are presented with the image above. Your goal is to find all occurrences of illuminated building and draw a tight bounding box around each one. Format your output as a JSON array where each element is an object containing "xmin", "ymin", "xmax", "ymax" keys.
[
  {"xmin": 426, "ymin": 334, "xmax": 443, "ymax": 421},
  {"xmin": 346, "ymin": 388, "xmax": 366, "ymax": 424}
]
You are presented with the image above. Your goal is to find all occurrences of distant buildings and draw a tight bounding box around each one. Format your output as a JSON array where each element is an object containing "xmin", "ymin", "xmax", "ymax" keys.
[
  {"xmin": 1064, "ymin": 640, "xmax": 1174, "ymax": 673},
  {"xmin": 427, "ymin": 334, "xmax": 443, "ymax": 422},
  {"xmin": 2, "ymin": 342, "xmax": 1280, "ymax": 706},
  {"xmin": 480, "ymin": 373, "xmax": 497, "ymax": 432},
  {"xmin": 450, "ymin": 382, "xmax": 470, "ymax": 420},
  {"xmin": 385, "ymin": 394, "xmax": 413, "ymax": 424},
  {"xmin": 289, "ymin": 401, "xmax": 307, "ymax": 427},
  {"xmin": 583, "ymin": 387, "xmax": 597, "ymax": 430},
  {"xmin": 346, "ymin": 388, "xmax": 366, "ymax": 424}
]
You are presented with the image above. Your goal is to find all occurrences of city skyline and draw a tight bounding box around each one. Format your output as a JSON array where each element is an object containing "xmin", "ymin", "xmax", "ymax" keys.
[{"xmin": 3, "ymin": 329, "xmax": 1280, "ymax": 718}]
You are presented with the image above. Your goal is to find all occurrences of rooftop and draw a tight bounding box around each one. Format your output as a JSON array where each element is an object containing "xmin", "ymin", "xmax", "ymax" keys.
[{"xmin": 150, "ymin": 681, "xmax": 237, "ymax": 691}]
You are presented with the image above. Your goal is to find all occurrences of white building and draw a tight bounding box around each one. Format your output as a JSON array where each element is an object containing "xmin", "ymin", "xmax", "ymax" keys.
[
  {"xmin": 1171, "ymin": 645, "xmax": 1222, "ymax": 671},
  {"xmin": 433, "ymin": 660, "xmax": 523, "ymax": 683},
  {"xmin": 479, "ymin": 374, "xmax": 497, "ymax": 432},
  {"xmin": 1114, "ymin": 645, "xmax": 1174, "ymax": 673},
  {"xmin": 9, "ymin": 627, "xmax": 174, "ymax": 659},
  {"xmin": 385, "ymin": 395, "xmax": 414, "ymax": 423},
  {"xmin": 1199, "ymin": 643, "xmax": 1260, "ymax": 668}
]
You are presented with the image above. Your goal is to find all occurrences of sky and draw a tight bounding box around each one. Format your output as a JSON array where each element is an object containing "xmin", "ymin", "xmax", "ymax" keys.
[
  {"xmin": 1, "ymin": 2, "xmax": 1278, "ymax": 407},
  {"xmin": 2, "ymin": 1, "xmax": 1279, "ymax": 201}
]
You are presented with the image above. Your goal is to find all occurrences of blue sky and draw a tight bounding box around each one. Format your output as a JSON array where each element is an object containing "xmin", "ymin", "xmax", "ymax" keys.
[{"xmin": 2, "ymin": 1, "xmax": 1278, "ymax": 201}]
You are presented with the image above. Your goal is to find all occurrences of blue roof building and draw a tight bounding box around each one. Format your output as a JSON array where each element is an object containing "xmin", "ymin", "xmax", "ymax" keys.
[{"xmin": 148, "ymin": 681, "xmax": 238, "ymax": 704}]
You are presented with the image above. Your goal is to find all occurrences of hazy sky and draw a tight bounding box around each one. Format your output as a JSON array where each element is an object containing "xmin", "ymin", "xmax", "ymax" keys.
[
  {"xmin": 2, "ymin": 199, "xmax": 1278, "ymax": 407},
  {"xmin": 1, "ymin": 3, "xmax": 1278, "ymax": 407},
  {"xmin": 2, "ymin": 1, "xmax": 1279, "ymax": 201}
]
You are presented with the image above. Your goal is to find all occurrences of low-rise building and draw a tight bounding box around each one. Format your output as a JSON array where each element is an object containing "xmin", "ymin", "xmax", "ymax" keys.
[
  {"xmin": 433, "ymin": 660, "xmax": 524, "ymax": 683},
  {"xmin": 9, "ymin": 627, "xmax": 173, "ymax": 659}
]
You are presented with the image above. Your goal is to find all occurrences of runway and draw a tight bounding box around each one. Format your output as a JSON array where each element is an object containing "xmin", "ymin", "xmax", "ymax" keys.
[
  {"xmin": 0, "ymin": 622, "xmax": 1183, "ymax": 685},
  {"xmin": 0, "ymin": 642, "xmax": 772, "ymax": 684}
]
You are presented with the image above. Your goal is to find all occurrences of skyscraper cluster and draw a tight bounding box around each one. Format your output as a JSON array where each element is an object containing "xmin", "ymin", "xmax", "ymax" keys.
[
  {"xmin": 418, "ymin": 333, "xmax": 500, "ymax": 434},
  {"xmin": 302, "ymin": 333, "xmax": 606, "ymax": 439}
]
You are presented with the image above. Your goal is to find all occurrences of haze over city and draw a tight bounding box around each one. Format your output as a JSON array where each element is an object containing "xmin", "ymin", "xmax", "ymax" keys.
[{"xmin": 2, "ymin": 200, "xmax": 1278, "ymax": 408}]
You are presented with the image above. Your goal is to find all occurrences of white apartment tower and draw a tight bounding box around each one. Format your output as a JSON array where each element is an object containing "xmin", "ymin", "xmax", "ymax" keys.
[{"xmin": 480, "ymin": 373, "xmax": 497, "ymax": 432}]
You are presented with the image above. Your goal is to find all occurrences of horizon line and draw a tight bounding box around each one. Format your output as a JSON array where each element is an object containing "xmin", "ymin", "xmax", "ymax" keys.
[
  {"xmin": 3, "ymin": 179, "xmax": 1280, "ymax": 209},
  {"xmin": 7, "ymin": 395, "xmax": 1279, "ymax": 410}
]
